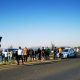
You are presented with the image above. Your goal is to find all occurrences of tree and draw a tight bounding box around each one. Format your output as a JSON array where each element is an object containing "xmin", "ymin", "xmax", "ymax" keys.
[{"xmin": 9, "ymin": 45, "xmax": 13, "ymax": 49}]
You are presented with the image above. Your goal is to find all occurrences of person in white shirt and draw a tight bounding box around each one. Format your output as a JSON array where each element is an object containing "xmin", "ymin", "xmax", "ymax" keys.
[
  {"xmin": 17, "ymin": 47, "xmax": 24, "ymax": 65},
  {"xmin": 3, "ymin": 49, "xmax": 8, "ymax": 63}
]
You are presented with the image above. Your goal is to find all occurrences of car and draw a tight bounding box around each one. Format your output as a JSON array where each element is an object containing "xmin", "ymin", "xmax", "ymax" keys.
[
  {"xmin": 61, "ymin": 48, "xmax": 77, "ymax": 58},
  {"xmin": 2, "ymin": 48, "xmax": 18, "ymax": 56},
  {"xmin": 2, "ymin": 48, "xmax": 18, "ymax": 53},
  {"xmin": 2, "ymin": 48, "xmax": 18, "ymax": 59},
  {"xmin": 8, "ymin": 48, "xmax": 18, "ymax": 54}
]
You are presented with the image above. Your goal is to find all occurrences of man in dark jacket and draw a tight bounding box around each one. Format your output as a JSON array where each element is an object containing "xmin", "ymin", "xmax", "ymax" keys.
[
  {"xmin": 54, "ymin": 47, "xmax": 58, "ymax": 59},
  {"xmin": 37, "ymin": 48, "xmax": 41, "ymax": 60}
]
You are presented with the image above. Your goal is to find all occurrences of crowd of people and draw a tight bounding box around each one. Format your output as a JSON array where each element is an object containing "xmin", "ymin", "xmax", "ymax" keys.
[{"xmin": 0, "ymin": 46, "xmax": 63, "ymax": 65}]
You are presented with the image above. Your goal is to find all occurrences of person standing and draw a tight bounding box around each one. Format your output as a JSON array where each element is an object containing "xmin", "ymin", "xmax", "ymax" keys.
[
  {"xmin": 53, "ymin": 47, "xmax": 57, "ymax": 60},
  {"xmin": 46, "ymin": 47, "xmax": 51, "ymax": 60},
  {"xmin": 3, "ymin": 49, "xmax": 8, "ymax": 64},
  {"xmin": 58, "ymin": 48, "xmax": 62, "ymax": 58},
  {"xmin": 28, "ymin": 49, "xmax": 35, "ymax": 61},
  {"xmin": 34, "ymin": 50, "xmax": 38, "ymax": 60},
  {"xmin": 17, "ymin": 47, "xmax": 24, "ymax": 65},
  {"xmin": 32, "ymin": 49, "xmax": 35, "ymax": 61},
  {"xmin": 23, "ymin": 47, "xmax": 28, "ymax": 62},
  {"xmin": 37, "ymin": 48, "xmax": 41, "ymax": 60},
  {"xmin": 41, "ymin": 47, "xmax": 45, "ymax": 60}
]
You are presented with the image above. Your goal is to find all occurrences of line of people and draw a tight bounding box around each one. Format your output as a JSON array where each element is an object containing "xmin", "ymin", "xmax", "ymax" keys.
[{"xmin": 16, "ymin": 46, "xmax": 51, "ymax": 65}]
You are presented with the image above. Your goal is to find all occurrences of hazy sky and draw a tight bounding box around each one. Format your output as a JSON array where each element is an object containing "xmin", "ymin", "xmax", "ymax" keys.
[{"xmin": 0, "ymin": 0, "xmax": 80, "ymax": 48}]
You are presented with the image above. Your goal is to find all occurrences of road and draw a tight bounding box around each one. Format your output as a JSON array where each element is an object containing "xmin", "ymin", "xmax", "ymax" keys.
[{"xmin": 0, "ymin": 58, "xmax": 80, "ymax": 80}]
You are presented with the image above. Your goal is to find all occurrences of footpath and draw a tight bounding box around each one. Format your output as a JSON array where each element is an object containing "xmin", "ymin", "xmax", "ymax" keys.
[{"xmin": 0, "ymin": 59, "xmax": 61, "ymax": 71}]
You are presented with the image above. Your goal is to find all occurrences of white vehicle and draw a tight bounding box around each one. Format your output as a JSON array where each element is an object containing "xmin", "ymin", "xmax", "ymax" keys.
[{"xmin": 61, "ymin": 48, "xmax": 77, "ymax": 58}]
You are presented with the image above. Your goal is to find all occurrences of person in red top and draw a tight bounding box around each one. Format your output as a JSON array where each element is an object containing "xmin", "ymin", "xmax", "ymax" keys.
[{"xmin": 23, "ymin": 47, "xmax": 28, "ymax": 62}]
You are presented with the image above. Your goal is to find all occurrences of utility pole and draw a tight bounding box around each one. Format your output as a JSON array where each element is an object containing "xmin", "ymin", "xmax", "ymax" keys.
[{"xmin": 51, "ymin": 41, "xmax": 55, "ymax": 50}]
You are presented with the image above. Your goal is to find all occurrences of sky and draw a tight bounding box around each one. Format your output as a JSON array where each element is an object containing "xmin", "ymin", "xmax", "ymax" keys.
[{"xmin": 0, "ymin": 0, "xmax": 80, "ymax": 48}]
